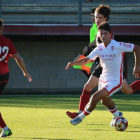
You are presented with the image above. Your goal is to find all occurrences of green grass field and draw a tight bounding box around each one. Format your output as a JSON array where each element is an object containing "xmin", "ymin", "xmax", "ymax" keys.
[{"xmin": 0, "ymin": 94, "xmax": 140, "ymax": 140}]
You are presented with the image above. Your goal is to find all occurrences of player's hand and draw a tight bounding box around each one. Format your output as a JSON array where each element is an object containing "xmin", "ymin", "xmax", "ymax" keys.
[
  {"xmin": 24, "ymin": 73, "xmax": 32, "ymax": 82},
  {"xmin": 83, "ymin": 46, "xmax": 88, "ymax": 54},
  {"xmin": 65, "ymin": 62, "xmax": 73, "ymax": 70},
  {"xmin": 133, "ymin": 66, "xmax": 140, "ymax": 78}
]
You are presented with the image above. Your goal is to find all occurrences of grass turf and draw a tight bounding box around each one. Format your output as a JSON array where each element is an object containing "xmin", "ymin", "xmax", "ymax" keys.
[{"xmin": 0, "ymin": 94, "xmax": 140, "ymax": 140}]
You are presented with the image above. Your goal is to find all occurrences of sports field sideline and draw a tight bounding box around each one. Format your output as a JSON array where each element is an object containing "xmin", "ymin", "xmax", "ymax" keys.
[{"xmin": 0, "ymin": 94, "xmax": 140, "ymax": 140}]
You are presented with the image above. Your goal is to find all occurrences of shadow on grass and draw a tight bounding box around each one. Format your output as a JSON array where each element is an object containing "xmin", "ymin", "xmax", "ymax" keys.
[
  {"xmin": 87, "ymin": 128, "xmax": 140, "ymax": 132},
  {"xmin": 87, "ymin": 128, "xmax": 114, "ymax": 131},
  {"xmin": 87, "ymin": 123, "xmax": 107, "ymax": 126},
  {"xmin": 0, "ymin": 94, "xmax": 140, "ymax": 112}
]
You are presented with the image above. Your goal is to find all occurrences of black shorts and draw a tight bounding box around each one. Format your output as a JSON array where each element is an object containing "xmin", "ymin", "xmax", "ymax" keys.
[
  {"xmin": 0, "ymin": 72, "xmax": 9, "ymax": 94},
  {"xmin": 92, "ymin": 65, "xmax": 125, "ymax": 79},
  {"xmin": 92, "ymin": 65, "xmax": 102, "ymax": 78},
  {"xmin": 84, "ymin": 46, "xmax": 96, "ymax": 56}
]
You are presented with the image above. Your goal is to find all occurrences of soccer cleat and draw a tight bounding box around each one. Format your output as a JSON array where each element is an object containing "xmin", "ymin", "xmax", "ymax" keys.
[
  {"xmin": 110, "ymin": 112, "xmax": 123, "ymax": 127},
  {"xmin": 70, "ymin": 116, "xmax": 82, "ymax": 126},
  {"xmin": 0, "ymin": 128, "xmax": 12, "ymax": 137},
  {"xmin": 66, "ymin": 111, "xmax": 78, "ymax": 119}
]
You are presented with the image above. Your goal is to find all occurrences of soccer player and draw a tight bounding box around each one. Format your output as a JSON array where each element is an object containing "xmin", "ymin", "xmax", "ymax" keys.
[
  {"xmin": 66, "ymin": 4, "xmax": 140, "ymax": 126},
  {"xmin": 0, "ymin": 18, "xmax": 32, "ymax": 137},
  {"xmin": 66, "ymin": 22, "xmax": 140, "ymax": 126},
  {"xmin": 73, "ymin": 8, "xmax": 97, "ymax": 79},
  {"xmin": 83, "ymin": 8, "xmax": 97, "ymax": 55},
  {"xmin": 67, "ymin": 4, "xmax": 116, "ymax": 121}
]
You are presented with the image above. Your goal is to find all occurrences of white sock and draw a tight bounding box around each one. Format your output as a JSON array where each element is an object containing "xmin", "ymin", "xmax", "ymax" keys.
[
  {"xmin": 108, "ymin": 106, "xmax": 119, "ymax": 117},
  {"xmin": 78, "ymin": 112, "xmax": 86, "ymax": 120},
  {"xmin": 78, "ymin": 110, "xmax": 82, "ymax": 115},
  {"xmin": 79, "ymin": 107, "xmax": 91, "ymax": 120},
  {"xmin": 2, "ymin": 126, "xmax": 9, "ymax": 131}
]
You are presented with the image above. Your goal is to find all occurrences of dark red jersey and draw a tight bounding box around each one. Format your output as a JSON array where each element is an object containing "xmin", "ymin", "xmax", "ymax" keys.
[{"xmin": 0, "ymin": 35, "xmax": 17, "ymax": 75}]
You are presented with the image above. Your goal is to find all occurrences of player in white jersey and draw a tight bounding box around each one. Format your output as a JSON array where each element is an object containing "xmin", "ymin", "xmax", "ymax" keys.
[
  {"xmin": 90, "ymin": 40, "xmax": 132, "ymax": 96},
  {"xmin": 65, "ymin": 22, "xmax": 140, "ymax": 126}
]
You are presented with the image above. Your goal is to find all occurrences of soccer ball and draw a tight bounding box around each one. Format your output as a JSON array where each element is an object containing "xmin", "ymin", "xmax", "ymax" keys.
[{"xmin": 114, "ymin": 117, "xmax": 128, "ymax": 131}]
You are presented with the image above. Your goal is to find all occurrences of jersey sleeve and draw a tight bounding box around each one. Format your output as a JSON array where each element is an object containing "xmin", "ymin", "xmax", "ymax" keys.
[
  {"xmin": 90, "ymin": 23, "xmax": 97, "ymax": 43},
  {"xmin": 94, "ymin": 25, "xmax": 97, "ymax": 36},
  {"xmin": 118, "ymin": 42, "xmax": 134, "ymax": 53},
  {"xmin": 8, "ymin": 40, "xmax": 17, "ymax": 57},
  {"xmin": 87, "ymin": 46, "xmax": 99, "ymax": 61}
]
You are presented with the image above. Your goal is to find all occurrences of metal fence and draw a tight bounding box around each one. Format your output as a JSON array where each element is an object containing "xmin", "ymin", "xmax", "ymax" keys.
[
  {"xmin": 0, "ymin": 0, "xmax": 83, "ymax": 25},
  {"xmin": 0, "ymin": 0, "xmax": 140, "ymax": 25}
]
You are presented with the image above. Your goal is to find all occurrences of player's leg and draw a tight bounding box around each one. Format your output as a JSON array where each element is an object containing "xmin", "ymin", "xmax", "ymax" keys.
[
  {"xmin": 121, "ymin": 79, "xmax": 133, "ymax": 94},
  {"xmin": 78, "ymin": 65, "xmax": 102, "ymax": 113},
  {"xmin": 101, "ymin": 96, "xmax": 123, "ymax": 126},
  {"xmin": 70, "ymin": 81, "xmax": 122, "ymax": 125},
  {"xmin": 101, "ymin": 96, "xmax": 115, "ymax": 110},
  {"xmin": 121, "ymin": 78, "xmax": 140, "ymax": 95},
  {"xmin": 99, "ymin": 80, "xmax": 123, "ymax": 127},
  {"xmin": 66, "ymin": 47, "xmax": 100, "ymax": 118},
  {"xmin": 0, "ymin": 82, "xmax": 7, "ymax": 134},
  {"xmin": 129, "ymin": 80, "xmax": 140, "ymax": 93},
  {"xmin": 0, "ymin": 112, "xmax": 12, "ymax": 137},
  {"xmin": 79, "ymin": 74, "xmax": 99, "ymax": 112},
  {"xmin": 0, "ymin": 73, "xmax": 12, "ymax": 137},
  {"xmin": 66, "ymin": 65, "xmax": 102, "ymax": 119},
  {"xmin": 66, "ymin": 74, "xmax": 99, "ymax": 119},
  {"xmin": 70, "ymin": 88, "xmax": 108, "ymax": 125}
]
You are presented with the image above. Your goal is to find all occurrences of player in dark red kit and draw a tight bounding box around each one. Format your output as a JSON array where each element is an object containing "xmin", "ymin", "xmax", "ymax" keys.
[{"xmin": 0, "ymin": 18, "xmax": 32, "ymax": 137}]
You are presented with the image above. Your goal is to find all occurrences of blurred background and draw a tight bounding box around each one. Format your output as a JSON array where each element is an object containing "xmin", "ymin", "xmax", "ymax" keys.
[{"xmin": 1, "ymin": 0, "xmax": 140, "ymax": 94}]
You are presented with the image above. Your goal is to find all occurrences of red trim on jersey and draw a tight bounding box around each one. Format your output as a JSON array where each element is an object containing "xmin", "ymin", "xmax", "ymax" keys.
[
  {"xmin": 107, "ymin": 53, "xmax": 123, "ymax": 95},
  {"xmin": 0, "ymin": 80, "xmax": 8, "ymax": 84},
  {"xmin": 108, "ymin": 83, "xmax": 122, "ymax": 95},
  {"xmin": 119, "ymin": 53, "xmax": 123, "ymax": 84},
  {"xmin": 133, "ymin": 45, "xmax": 135, "ymax": 51},
  {"xmin": 122, "ymin": 52, "xmax": 125, "ymax": 60},
  {"xmin": 99, "ymin": 79, "xmax": 108, "ymax": 83},
  {"xmin": 110, "ymin": 31, "xmax": 114, "ymax": 39}
]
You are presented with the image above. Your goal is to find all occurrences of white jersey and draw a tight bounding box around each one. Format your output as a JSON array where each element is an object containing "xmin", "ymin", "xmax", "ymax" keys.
[{"xmin": 88, "ymin": 39, "xmax": 134, "ymax": 85}]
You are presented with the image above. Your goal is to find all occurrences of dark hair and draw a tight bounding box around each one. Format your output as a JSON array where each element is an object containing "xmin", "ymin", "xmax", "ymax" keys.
[
  {"xmin": 95, "ymin": 5, "xmax": 111, "ymax": 21},
  {"xmin": 91, "ymin": 8, "xmax": 95, "ymax": 14},
  {"xmin": 98, "ymin": 21, "xmax": 111, "ymax": 33},
  {"xmin": 0, "ymin": 18, "xmax": 4, "ymax": 28}
]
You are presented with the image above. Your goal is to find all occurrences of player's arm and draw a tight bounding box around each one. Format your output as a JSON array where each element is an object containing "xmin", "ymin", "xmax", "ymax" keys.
[
  {"xmin": 88, "ymin": 39, "xmax": 96, "ymax": 48},
  {"xmin": 66, "ymin": 57, "xmax": 91, "ymax": 70},
  {"xmin": 13, "ymin": 53, "xmax": 32, "ymax": 82},
  {"xmin": 133, "ymin": 45, "xmax": 140, "ymax": 78},
  {"xmin": 83, "ymin": 36, "xmax": 97, "ymax": 54},
  {"xmin": 66, "ymin": 45, "xmax": 99, "ymax": 70}
]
